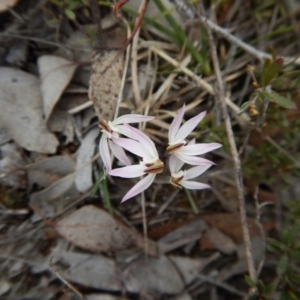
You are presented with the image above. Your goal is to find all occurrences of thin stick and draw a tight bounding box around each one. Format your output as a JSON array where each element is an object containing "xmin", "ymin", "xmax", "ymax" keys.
[
  {"xmin": 49, "ymin": 257, "xmax": 87, "ymax": 300},
  {"xmin": 171, "ymin": 0, "xmax": 299, "ymax": 64},
  {"xmin": 253, "ymin": 186, "xmax": 269, "ymax": 277},
  {"xmin": 199, "ymin": 4, "xmax": 257, "ymax": 283},
  {"xmin": 197, "ymin": 274, "xmax": 245, "ymax": 297}
]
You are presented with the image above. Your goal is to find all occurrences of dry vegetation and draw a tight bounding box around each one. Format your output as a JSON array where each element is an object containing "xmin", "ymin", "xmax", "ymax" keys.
[{"xmin": 0, "ymin": 0, "xmax": 300, "ymax": 299}]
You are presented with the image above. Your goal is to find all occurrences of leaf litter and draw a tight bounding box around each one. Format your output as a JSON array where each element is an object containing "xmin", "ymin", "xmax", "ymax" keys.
[
  {"xmin": 0, "ymin": 67, "xmax": 59, "ymax": 153},
  {"xmin": 1, "ymin": 0, "xmax": 299, "ymax": 299}
]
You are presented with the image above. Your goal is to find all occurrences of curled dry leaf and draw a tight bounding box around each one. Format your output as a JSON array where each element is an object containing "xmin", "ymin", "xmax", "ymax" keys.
[
  {"xmin": 75, "ymin": 128, "xmax": 99, "ymax": 192},
  {"xmin": 38, "ymin": 55, "xmax": 78, "ymax": 122},
  {"xmin": 56, "ymin": 205, "xmax": 157, "ymax": 255},
  {"xmin": 89, "ymin": 49, "xmax": 124, "ymax": 121},
  {"xmin": 0, "ymin": 67, "xmax": 58, "ymax": 154}
]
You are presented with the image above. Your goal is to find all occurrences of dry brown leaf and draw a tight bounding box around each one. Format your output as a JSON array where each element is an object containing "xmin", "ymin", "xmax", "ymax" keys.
[
  {"xmin": 158, "ymin": 219, "xmax": 207, "ymax": 253},
  {"xmin": 89, "ymin": 49, "xmax": 124, "ymax": 121},
  {"xmin": 0, "ymin": 67, "xmax": 59, "ymax": 153},
  {"xmin": 56, "ymin": 205, "xmax": 157, "ymax": 255},
  {"xmin": 26, "ymin": 155, "xmax": 75, "ymax": 189},
  {"xmin": 51, "ymin": 250, "xmax": 122, "ymax": 291},
  {"xmin": 38, "ymin": 55, "xmax": 78, "ymax": 122},
  {"xmin": 201, "ymin": 226, "xmax": 236, "ymax": 254},
  {"xmin": 203, "ymin": 213, "xmax": 261, "ymax": 244},
  {"xmin": 30, "ymin": 174, "xmax": 79, "ymax": 221},
  {"xmin": 75, "ymin": 128, "xmax": 99, "ymax": 192},
  {"xmin": 51, "ymin": 250, "xmax": 216, "ymax": 294}
]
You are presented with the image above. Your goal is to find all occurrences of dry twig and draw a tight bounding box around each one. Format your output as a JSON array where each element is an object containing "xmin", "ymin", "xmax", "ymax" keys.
[{"xmin": 198, "ymin": 4, "xmax": 257, "ymax": 283}]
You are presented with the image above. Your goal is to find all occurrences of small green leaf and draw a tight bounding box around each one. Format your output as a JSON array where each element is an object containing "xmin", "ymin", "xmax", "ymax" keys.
[
  {"xmin": 239, "ymin": 100, "xmax": 252, "ymax": 114},
  {"xmin": 260, "ymin": 91, "xmax": 296, "ymax": 109},
  {"xmin": 245, "ymin": 274, "xmax": 256, "ymax": 287},
  {"xmin": 280, "ymin": 290, "xmax": 293, "ymax": 300},
  {"xmin": 276, "ymin": 253, "xmax": 288, "ymax": 276},
  {"xmin": 286, "ymin": 268, "xmax": 300, "ymax": 285},
  {"xmin": 65, "ymin": 8, "xmax": 76, "ymax": 20},
  {"xmin": 257, "ymin": 280, "xmax": 266, "ymax": 293},
  {"xmin": 268, "ymin": 238, "xmax": 285, "ymax": 252},
  {"xmin": 265, "ymin": 282, "xmax": 277, "ymax": 293},
  {"xmin": 261, "ymin": 57, "xmax": 284, "ymax": 86}
]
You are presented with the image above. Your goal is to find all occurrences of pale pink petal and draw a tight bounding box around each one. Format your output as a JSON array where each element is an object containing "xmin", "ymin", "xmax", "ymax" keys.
[
  {"xmin": 113, "ymin": 114, "xmax": 154, "ymax": 125},
  {"xmin": 184, "ymin": 165, "xmax": 212, "ymax": 180},
  {"xmin": 121, "ymin": 174, "xmax": 156, "ymax": 203},
  {"xmin": 180, "ymin": 180, "xmax": 210, "ymax": 190},
  {"xmin": 99, "ymin": 135, "xmax": 111, "ymax": 171},
  {"xmin": 175, "ymin": 111, "xmax": 206, "ymax": 142},
  {"xmin": 169, "ymin": 154, "xmax": 184, "ymax": 174},
  {"xmin": 175, "ymin": 152, "xmax": 215, "ymax": 165},
  {"xmin": 109, "ymin": 164, "xmax": 145, "ymax": 178},
  {"xmin": 122, "ymin": 124, "xmax": 158, "ymax": 159},
  {"xmin": 108, "ymin": 140, "xmax": 131, "ymax": 166},
  {"xmin": 179, "ymin": 143, "xmax": 222, "ymax": 156},
  {"xmin": 168, "ymin": 104, "xmax": 185, "ymax": 144},
  {"xmin": 112, "ymin": 137, "xmax": 152, "ymax": 159},
  {"xmin": 188, "ymin": 138, "xmax": 196, "ymax": 145}
]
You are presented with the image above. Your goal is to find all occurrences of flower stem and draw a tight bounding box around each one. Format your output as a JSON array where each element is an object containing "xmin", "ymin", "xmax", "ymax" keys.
[{"xmin": 184, "ymin": 188, "xmax": 199, "ymax": 214}]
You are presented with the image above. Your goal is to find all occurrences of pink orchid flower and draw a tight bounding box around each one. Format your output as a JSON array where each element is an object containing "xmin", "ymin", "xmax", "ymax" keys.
[
  {"xmin": 169, "ymin": 154, "xmax": 211, "ymax": 190},
  {"xmin": 99, "ymin": 114, "xmax": 154, "ymax": 172},
  {"xmin": 167, "ymin": 104, "xmax": 222, "ymax": 165},
  {"xmin": 109, "ymin": 124, "xmax": 164, "ymax": 202}
]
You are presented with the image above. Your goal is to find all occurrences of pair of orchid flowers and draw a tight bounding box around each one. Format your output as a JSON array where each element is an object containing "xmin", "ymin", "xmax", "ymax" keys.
[{"xmin": 99, "ymin": 104, "xmax": 222, "ymax": 203}]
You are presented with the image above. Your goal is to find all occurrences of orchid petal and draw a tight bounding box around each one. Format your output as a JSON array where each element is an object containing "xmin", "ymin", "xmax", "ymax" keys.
[
  {"xmin": 175, "ymin": 111, "xmax": 206, "ymax": 142},
  {"xmin": 108, "ymin": 140, "xmax": 131, "ymax": 166},
  {"xmin": 184, "ymin": 165, "xmax": 212, "ymax": 180},
  {"xmin": 169, "ymin": 154, "xmax": 185, "ymax": 174},
  {"xmin": 179, "ymin": 143, "xmax": 222, "ymax": 156},
  {"xmin": 113, "ymin": 114, "xmax": 155, "ymax": 125},
  {"xmin": 180, "ymin": 181, "xmax": 210, "ymax": 190},
  {"xmin": 109, "ymin": 164, "xmax": 145, "ymax": 178},
  {"xmin": 99, "ymin": 135, "xmax": 111, "ymax": 171},
  {"xmin": 169, "ymin": 104, "xmax": 186, "ymax": 144},
  {"xmin": 121, "ymin": 174, "xmax": 156, "ymax": 203},
  {"xmin": 122, "ymin": 124, "xmax": 158, "ymax": 159},
  {"xmin": 175, "ymin": 152, "xmax": 215, "ymax": 165},
  {"xmin": 112, "ymin": 137, "xmax": 153, "ymax": 160}
]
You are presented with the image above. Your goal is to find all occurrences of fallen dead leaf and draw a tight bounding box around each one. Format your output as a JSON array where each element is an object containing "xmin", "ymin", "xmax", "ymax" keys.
[
  {"xmin": 75, "ymin": 127, "xmax": 99, "ymax": 192},
  {"xmin": 201, "ymin": 226, "xmax": 236, "ymax": 254},
  {"xmin": 56, "ymin": 205, "xmax": 157, "ymax": 255},
  {"xmin": 38, "ymin": 55, "xmax": 78, "ymax": 122},
  {"xmin": 158, "ymin": 218, "xmax": 207, "ymax": 253},
  {"xmin": 26, "ymin": 155, "xmax": 75, "ymax": 189},
  {"xmin": 89, "ymin": 49, "xmax": 124, "ymax": 121},
  {"xmin": 0, "ymin": 67, "xmax": 59, "ymax": 153},
  {"xmin": 51, "ymin": 250, "xmax": 122, "ymax": 292},
  {"xmin": 0, "ymin": 143, "xmax": 26, "ymax": 188},
  {"xmin": 30, "ymin": 173, "xmax": 79, "ymax": 221},
  {"xmin": 51, "ymin": 249, "xmax": 216, "ymax": 295},
  {"xmin": 202, "ymin": 213, "xmax": 261, "ymax": 244}
]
